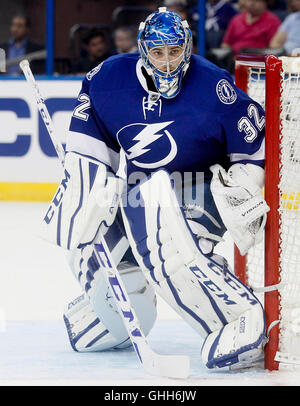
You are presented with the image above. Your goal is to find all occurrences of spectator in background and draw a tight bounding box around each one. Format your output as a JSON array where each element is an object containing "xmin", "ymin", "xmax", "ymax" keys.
[
  {"xmin": 268, "ymin": 0, "xmax": 289, "ymax": 21},
  {"xmin": 221, "ymin": 0, "xmax": 281, "ymax": 55},
  {"xmin": 113, "ymin": 26, "xmax": 138, "ymax": 54},
  {"xmin": 237, "ymin": 0, "xmax": 248, "ymax": 12},
  {"xmin": 270, "ymin": 0, "xmax": 300, "ymax": 55},
  {"xmin": 206, "ymin": 0, "xmax": 238, "ymax": 48},
  {"xmin": 74, "ymin": 28, "xmax": 115, "ymax": 74},
  {"xmin": 143, "ymin": 0, "xmax": 161, "ymax": 11},
  {"xmin": 163, "ymin": 0, "xmax": 190, "ymax": 20},
  {"xmin": 289, "ymin": 0, "xmax": 300, "ymax": 11},
  {"xmin": 164, "ymin": 0, "xmax": 200, "ymax": 52},
  {"xmin": 0, "ymin": 15, "xmax": 45, "ymax": 74}
]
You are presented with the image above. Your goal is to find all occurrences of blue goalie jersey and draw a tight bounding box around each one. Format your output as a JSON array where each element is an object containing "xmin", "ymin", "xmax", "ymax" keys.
[{"xmin": 67, "ymin": 53, "xmax": 265, "ymax": 182}]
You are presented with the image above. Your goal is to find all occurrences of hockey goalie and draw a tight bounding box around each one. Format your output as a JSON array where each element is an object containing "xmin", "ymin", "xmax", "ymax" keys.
[{"xmin": 41, "ymin": 8, "xmax": 269, "ymax": 370}]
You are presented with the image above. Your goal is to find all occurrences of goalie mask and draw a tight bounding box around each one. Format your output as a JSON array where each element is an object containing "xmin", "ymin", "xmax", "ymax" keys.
[{"xmin": 138, "ymin": 7, "xmax": 192, "ymax": 99}]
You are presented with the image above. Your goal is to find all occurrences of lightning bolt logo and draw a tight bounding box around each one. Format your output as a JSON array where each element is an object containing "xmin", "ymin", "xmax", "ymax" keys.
[
  {"xmin": 223, "ymin": 84, "xmax": 231, "ymax": 98},
  {"xmin": 216, "ymin": 79, "xmax": 237, "ymax": 105},
  {"xmin": 150, "ymin": 28, "xmax": 183, "ymax": 41},
  {"xmin": 117, "ymin": 121, "xmax": 178, "ymax": 169},
  {"xmin": 127, "ymin": 121, "xmax": 173, "ymax": 160}
]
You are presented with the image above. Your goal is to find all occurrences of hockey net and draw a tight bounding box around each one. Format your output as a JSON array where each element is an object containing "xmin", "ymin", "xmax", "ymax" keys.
[{"xmin": 234, "ymin": 55, "xmax": 300, "ymax": 371}]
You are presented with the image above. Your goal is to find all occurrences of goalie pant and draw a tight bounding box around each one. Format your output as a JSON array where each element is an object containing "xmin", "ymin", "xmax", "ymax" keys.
[{"xmin": 120, "ymin": 170, "xmax": 266, "ymax": 369}]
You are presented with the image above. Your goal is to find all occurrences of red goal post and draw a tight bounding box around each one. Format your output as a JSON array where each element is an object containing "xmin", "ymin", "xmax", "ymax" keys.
[{"xmin": 234, "ymin": 54, "xmax": 300, "ymax": 371}]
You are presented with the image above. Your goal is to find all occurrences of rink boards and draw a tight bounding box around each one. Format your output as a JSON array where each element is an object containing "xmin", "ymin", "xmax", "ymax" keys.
[{"xmin": 0, "ymin": 77, "xmax": 82, "ymax": 201}]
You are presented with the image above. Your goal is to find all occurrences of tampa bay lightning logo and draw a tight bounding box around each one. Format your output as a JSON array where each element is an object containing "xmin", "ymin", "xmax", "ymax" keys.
[
  {"xmin": 116, "ymin": 121, "xmax": 177, "ymax": 169},
  {"xmin": 216, "ymin": 79, "xmax": 237, "ymax": 105}
]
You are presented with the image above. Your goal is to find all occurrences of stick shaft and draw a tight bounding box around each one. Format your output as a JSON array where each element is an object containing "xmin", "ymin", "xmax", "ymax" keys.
[{"xmin": 19, "ymin": 59, "xmax": 65, "ymax": 165}]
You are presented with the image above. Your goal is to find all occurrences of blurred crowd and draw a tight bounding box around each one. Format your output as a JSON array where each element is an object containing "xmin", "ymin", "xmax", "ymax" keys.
[{"xmin": 1, "ymin": 0, "xmax": 300, "ymax": 76}]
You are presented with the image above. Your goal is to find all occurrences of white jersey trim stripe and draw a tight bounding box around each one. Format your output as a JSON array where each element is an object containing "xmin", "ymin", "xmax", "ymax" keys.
[
  {"xmin": 136, "ymin": 58, "xmax": 148, "ymax": 92},
  {"xmin": 229, "ymin": 138, "xmax": 265, "ymax": 163},
  {"xmin": 66, "ymin": 130, "xmax": 120, "ymax": 173}
]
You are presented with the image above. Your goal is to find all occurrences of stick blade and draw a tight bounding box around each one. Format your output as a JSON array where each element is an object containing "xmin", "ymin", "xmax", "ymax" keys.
[{"xmin": 145, "ymin": 353, "xmax": 190, "ymax": 379}]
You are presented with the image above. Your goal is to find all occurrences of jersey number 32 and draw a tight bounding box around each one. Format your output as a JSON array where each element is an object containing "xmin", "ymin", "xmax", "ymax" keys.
[{"xmin": 238, "ymin": 104, "xmax": 265, "ymax": 143}]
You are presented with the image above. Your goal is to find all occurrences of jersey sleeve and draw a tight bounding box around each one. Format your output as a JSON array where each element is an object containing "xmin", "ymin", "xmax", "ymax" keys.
[
  {"xmin": 66, "ymin": 73, "xmax": 121, "ymax": 174},
  {"xmin": 218, "ymin": 86, "xmax": 265, "ymax": 168}
]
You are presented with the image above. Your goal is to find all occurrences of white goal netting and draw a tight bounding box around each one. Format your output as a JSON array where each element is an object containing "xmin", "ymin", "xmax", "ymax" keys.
[{"xmin": 241, "ymin": 57, "xmax": 300, "ymax": 369}]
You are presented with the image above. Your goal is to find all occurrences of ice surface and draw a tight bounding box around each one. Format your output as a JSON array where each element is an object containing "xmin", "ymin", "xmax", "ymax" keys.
[
  {"xmin": 1, "ymin": 320, "xmax": 299, "ymax": 386},
  {"xmin": 0, "ymin": 202, "xmax": 299, "ymax": 386}
]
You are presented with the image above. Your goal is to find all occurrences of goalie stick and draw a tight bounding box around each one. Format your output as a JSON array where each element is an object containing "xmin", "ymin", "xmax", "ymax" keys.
[{"xmin": 19, "ymin": 59, "xmax": 190, "ymax": 379}]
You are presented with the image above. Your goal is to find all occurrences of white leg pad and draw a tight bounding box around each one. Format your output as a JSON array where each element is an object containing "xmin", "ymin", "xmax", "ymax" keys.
[
  {"xmin": 64, "ymin": 215, "xmax": 157, "ymax": 352},
  {"xmin": 64, "ymin": 263, "xmax": 157, "ymax": 352},
  {"xmin": 201, "ymin": 305, "xmax": 266, "ymax": 369},
  {"xmin": 64, "ymin": 293, "xmax": 132, "ymax": 352},
  {"xmin": 121, "ymin": 170, "xmax": 266, "ymax": 368}
]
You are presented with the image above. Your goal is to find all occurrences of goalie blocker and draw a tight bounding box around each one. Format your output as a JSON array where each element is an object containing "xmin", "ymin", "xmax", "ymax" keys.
[
  {"xmin": 40, "ymin": 151, "xmax": 124, "ymax": 250},
  {"xmin": 120, "ymin": 170, "xmax": 266, "ymax": 369}
]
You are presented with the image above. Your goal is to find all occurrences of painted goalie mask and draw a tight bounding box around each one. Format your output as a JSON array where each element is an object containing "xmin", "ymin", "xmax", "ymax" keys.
[{"xmin": 138, "ymin": 7, "xmax": 193, "ymax": 99}]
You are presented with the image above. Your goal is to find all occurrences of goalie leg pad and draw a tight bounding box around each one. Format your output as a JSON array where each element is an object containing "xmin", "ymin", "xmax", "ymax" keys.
[
  {"xmin": 63, "ymin": 293, "xmax": 132, "ymax": 352},
  {"xmin": 68, "ymin": 212, "xmax": 130, "ymax": 295},
  {"xmin": 201, "ymin": 305, "xmax": 266, "ymax": 369},
  {"xmin": 121, "ymin": 170, "xmax": 266, "ymax": 353},
  {"xmin": 66, "ymin": 216, "xmax": 157, "ymax": 352},
  {"xmin": 64, "ymin": 261, "xmax": 157, "ymax": 352}
]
